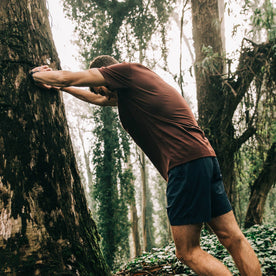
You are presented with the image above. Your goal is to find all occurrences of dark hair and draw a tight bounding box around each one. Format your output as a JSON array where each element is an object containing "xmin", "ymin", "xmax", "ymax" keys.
[
  {"xmin": 89, "ymin": 55, "xmax": 119, "ymax": 93},
  {"xmin": 89, "ymin": 55, "xmax": 119, "ymax": 69}
]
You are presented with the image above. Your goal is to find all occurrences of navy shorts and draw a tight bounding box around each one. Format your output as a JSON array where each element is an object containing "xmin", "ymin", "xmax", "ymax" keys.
[{"xmin": 166, "ymin": 157, "xmax": 232, "ymax": 225}]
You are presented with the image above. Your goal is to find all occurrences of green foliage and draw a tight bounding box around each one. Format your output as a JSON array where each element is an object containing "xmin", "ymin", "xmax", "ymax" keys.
[
  {"xmin": 153, "ymin": 174, "xmax": 172, "ymax": 248},
  {"xmin": 230, "ymin": 17, "xmax": 276, "ymax": 222},
  {"xmin": 264, "ymin": 186, "xmax": 276, "ymax": 225},
  {"xmin": 63, "ymin": 0, "xmax": 176, "ymax": 65},
  {"xmin": 243, "ymin": 0, "xmax": 276, "ymax": 42},
  {"xmin": 198, "ymin": 45, "xmax": 225, "ymax": 76},
  {"xmin": 234, "ymin": 63, "xmax": 276, "ymax": 224},
  {"xmin": 116, "ymin": 225, "xmax": 276, "ymax": 275},
  {"xmin": 92, "ymin": 106, "xmax": 133, "ymax": 270}
]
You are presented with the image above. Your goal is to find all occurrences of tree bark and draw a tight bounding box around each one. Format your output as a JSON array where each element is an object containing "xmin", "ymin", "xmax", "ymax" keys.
[
  {"xmin": 218, "ymin": 0, "xmax": 226, "ymax": 57},
  {"xmin": 130, "ymin": 202, "xmax": 141, "ymax": 257},
  {"xmin": 244, "ymin": 142, "xmax": 276, "ymax": 228},
  {"xmin": 191, "ymin": 0, "xmax": 234, "ymax": 200},
  {"xmin": 0, "ymin": 0, "xmax": 110, "ymax": 274}
]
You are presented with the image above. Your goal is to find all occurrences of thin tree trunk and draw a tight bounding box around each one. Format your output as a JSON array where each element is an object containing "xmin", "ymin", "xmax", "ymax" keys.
[
  {"xmin": 218, "ymin": 0, "xmax": 226, "ymax": 57},
  {"xmin": 244, "ymin": 142, "xmax": 276, "ymax": 228},
  {"xmin": 130, "ymin": 202, "xmax": 141, "ymax": 257},
  {"xmin": 0, "ymin": 1, "xmax": 109, "ymax": 274},
  {"xmin": 140, "ymin": 150, "xmax": 148, "ymax": 252},
  {"xmin": 76, "ymin": 123, "xmax": 94, "ymax": 211},
  {"xmin": 127, "ymin": 157, "xmax": 141, "ymax": 257},
  {"xmin": 139, "ymin": 150, "xmax": 155, "ymax": 252}
]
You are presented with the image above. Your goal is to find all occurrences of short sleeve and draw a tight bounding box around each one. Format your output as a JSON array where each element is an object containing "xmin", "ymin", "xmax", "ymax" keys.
[{"xmin": 98, "ymin": 62, "xmax": 132, "ymax": 90}]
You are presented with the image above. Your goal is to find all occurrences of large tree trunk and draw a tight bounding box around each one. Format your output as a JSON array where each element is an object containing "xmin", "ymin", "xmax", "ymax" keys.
[
  {"xmin": 0, "ymin": 0, "xmax": 110, "ymax": 275},
  {"xmin": 191, "ymin": 0, "xmax": 235, "ymax": 201},
  {"xmin": 244, "ymin": 142, "xmax": 276, "ymax": 228}
]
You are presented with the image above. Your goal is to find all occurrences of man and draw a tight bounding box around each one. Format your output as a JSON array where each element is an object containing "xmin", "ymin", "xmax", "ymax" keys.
[{"xmin": 30, "ymin": 55, "xmax": 261, "ymax": 276}]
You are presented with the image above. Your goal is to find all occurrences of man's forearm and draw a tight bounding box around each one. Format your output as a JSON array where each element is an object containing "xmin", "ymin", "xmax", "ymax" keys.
[
  {"xmin": 33, "ymin": 71, "xmax": 74, "ymax": 87},
  {"xmin": 30, "ymin": 66, "xmax": 76, "ymax": 87},
  {"xmin": 61, "ymin": 87, "xmax": 117, "ymax": 106},
  {"xmin": 32, "ymin": 68, "xmax": 106, "ymax": 88}
]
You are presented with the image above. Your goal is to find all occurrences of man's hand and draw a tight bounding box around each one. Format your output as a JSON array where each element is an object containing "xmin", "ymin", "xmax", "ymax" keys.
[
  {"xmin": 31, "ymin": 65, "xmax": 51, "ymax": 72},
  {"xmin": 30, "ymin": 65, "xmax": 55, "ymax": 90}
]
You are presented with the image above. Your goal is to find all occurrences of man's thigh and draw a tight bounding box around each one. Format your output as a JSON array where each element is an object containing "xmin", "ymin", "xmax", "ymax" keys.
[
  {"xmin": 171, "ymin": 223, "xmax": 203, "ymax": 252},
  {"xmin": 207, "ymin": 211, "xmax": 243, "ymax": 243}
]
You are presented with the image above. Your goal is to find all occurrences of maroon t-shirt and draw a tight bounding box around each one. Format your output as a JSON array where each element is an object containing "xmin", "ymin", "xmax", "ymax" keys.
[{"xmin": 98, "ymin": 62, "xmax": 216, "ymax": 180}]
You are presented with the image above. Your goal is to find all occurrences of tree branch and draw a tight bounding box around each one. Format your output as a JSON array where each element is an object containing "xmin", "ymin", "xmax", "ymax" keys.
[
  {"xmin": 230, "ymin": 39, "xmax": 275, "ymax": 111},
  {"xmin": 235, "ymin": 125, "xmax": 257, "ymax": 151}
]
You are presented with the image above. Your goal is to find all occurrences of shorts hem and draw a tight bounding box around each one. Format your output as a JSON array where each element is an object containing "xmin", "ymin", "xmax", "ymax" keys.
[
  {"xmin": 212, "ymin": 206, "xmax": 233, "ymax": 219},
  {"xmin": 169, "ymin": 217, "xmax": 211, "ymax": 226},
  {"xmin": 169, "ymin": 207, "xmax": 233, "ymax": 226}
]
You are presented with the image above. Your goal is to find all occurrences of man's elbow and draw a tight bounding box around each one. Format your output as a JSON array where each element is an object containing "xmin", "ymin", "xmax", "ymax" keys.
[{"xmin": 101, "ymin": 99, "xmax": 118, "ymax": 107}]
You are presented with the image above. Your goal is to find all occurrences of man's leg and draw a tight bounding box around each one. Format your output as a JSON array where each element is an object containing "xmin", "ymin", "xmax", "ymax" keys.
[
  {"xmin": 172, "ymin": 223, "xmax": 232, "ymax": 276},
  {"xmin": 208, "ymin": 211, "xmax": 262, "ymax": 276}
]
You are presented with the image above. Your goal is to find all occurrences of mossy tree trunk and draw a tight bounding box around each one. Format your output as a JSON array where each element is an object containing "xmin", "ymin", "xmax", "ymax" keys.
[
  {"xmin": 244, "ymin": 142, "xmax": 276, "ymax": 228},
  {"xmin": 191, "ymin": 0, "xmax": 240, "ymax": 210},
  {"xmin": 0, "ymin": 0, "xmax": 110, "ymax": 275}
]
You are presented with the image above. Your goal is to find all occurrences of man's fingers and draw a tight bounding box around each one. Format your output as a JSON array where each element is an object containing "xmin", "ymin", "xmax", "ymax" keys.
[
  {"xmin": 33, "ymin": 82, "xmax": 53, "ymax": 90},
  {"xmin": 31, "ymin": 65, "xmax": 51, "ymax": 72},
  {"xmin": 41, "ymin": 84, "xmax": 52, "ymax": 89},
  {"xmin": 51, "ymin": 86, "xmax": 61, "ymax": 91},
  {"xmin": 41, "ymin": 65, "xmax": 51, "ymax": 70}
]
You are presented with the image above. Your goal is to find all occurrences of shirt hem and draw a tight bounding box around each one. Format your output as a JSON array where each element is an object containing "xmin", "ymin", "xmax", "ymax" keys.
[{"xmin": 168, "ymin": 153, "xmax": 217, "ymax": 175}]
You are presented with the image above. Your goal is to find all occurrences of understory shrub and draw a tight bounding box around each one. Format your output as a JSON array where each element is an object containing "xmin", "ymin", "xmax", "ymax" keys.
[{"xmin": 115, "ymin": 225, "xmax": 275, "ymax": 275}]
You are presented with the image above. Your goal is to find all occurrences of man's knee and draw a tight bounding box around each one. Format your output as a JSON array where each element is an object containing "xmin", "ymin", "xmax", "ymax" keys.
[
  {"xmin": 175, "ymin": 246, "xmax": 200, "ymax": 265},
  {"xmin": 217, "ymin": 230, "xmax": 245, "ymax": 250}
]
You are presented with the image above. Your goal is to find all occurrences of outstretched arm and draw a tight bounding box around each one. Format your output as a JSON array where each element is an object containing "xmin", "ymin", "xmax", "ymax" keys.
[
  {"xmin": 30, "ymin": 65, "xmax": 117, "ymax": 107},
  {"xmin": 31, "ymin": 65, "xmax": 106, "ymax": 88}
]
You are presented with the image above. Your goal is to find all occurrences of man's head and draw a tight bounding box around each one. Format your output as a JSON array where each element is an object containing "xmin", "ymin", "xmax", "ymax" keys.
[
  {"xmin": 89, "ymin": 55, "xmax": 119, "ymax": 97},
  {"xmin": 89, "ymin": 55, "xmax": 119, "ymax": 69}
]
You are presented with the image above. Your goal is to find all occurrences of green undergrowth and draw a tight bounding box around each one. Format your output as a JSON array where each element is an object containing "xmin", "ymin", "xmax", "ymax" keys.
[{"xmin": 115, "ymin": 225, "xmax": 276, "ymax": 275}]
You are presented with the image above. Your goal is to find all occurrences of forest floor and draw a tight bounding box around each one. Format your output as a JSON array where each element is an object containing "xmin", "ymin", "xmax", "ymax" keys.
[{"xmin": 114, "ymin": 225, "xmax": 276, "ymax": 276}]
